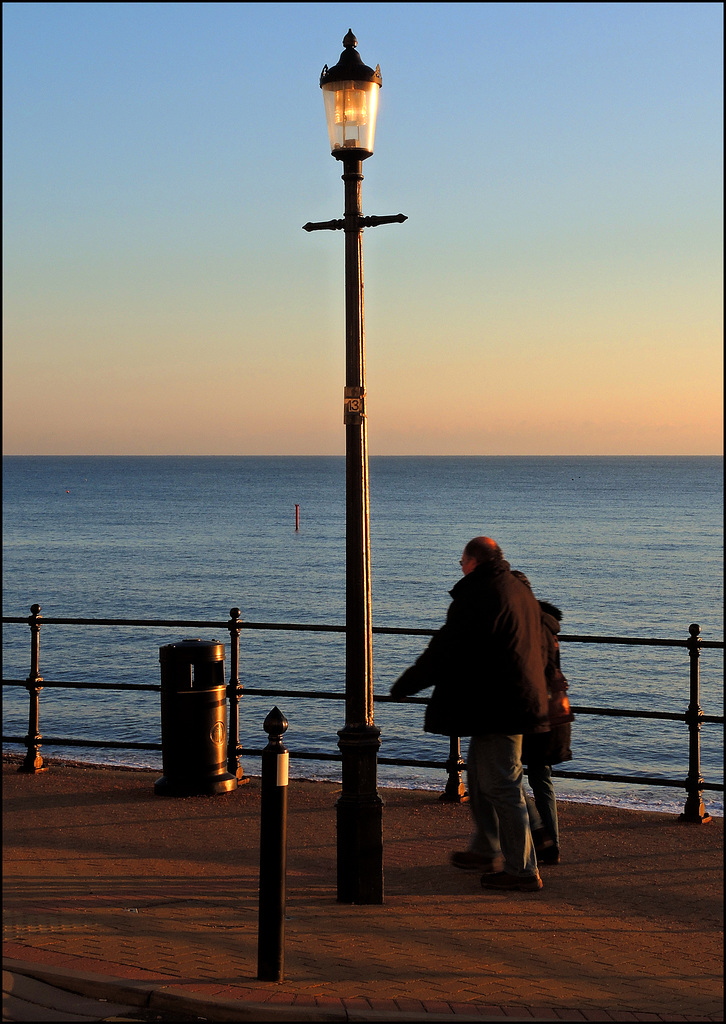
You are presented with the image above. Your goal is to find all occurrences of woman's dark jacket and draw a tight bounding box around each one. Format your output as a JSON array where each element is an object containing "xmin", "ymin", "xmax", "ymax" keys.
[
  {"xmin": 522, "ymin": 602, "xmax": 574, "ymax": 766},
  {"xmin": 390, "ymin": 556, "xmax": 549, "ymax": 738}
]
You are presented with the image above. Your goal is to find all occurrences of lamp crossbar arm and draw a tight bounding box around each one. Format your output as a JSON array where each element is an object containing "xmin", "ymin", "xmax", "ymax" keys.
[
  {"xmin": 360, "ymin": 214, "xmax": 407, "ymax": 227},
  {"xmin": 302, "ymin": 218, "xmax": 344, "ymax": 232},
  {"xmin": 302, "ymin": 213, "xmax": 407, "ymax": 232}
]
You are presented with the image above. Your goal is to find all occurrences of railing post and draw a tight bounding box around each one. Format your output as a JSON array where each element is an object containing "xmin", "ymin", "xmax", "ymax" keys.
[
  {"xmin": 19, "ymin": 604, "xmax": 49, "ymax": 774},
  {"xmin": 257, "ymin": 706, "xmax": 289, "ymax": 982},
  {"xmin": 440, "ymin": 735, "xmax": 468, "ymax": 803},
  {"xmin": 679, "ymin": 623, "xmax": 711, "ymax": 824},
  {"xmin": 226, "ymin": 607, "xmax": 247, "ymax": 783}
]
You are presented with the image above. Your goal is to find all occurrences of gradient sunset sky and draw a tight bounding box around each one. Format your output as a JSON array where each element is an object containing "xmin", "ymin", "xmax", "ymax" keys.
[{"xmin": 3, "ymin": 2, "xmax": 723, "ymax": 455}]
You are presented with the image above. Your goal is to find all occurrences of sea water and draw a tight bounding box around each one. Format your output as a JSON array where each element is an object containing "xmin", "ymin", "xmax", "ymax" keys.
[{"xmin": 2, "ymin": 456, "xmax": 723, "ymax": 815}]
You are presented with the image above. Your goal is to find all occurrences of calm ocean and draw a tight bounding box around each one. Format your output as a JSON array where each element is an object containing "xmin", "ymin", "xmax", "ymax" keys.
[{"xmin": 2, "ymin": 456, "xmax": 723, "ymax": 816}]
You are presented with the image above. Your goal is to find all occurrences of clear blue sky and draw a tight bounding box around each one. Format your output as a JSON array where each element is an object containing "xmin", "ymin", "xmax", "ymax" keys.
[{"xmin": 3, "ymin": 2, "xmax": 723, "ymax": 454}]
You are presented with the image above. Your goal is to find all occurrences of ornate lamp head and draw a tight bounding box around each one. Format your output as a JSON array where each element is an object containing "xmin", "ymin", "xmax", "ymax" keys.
[{"xmin": 320, "ymin": 31, "xmax": 382, "ymax": 158}]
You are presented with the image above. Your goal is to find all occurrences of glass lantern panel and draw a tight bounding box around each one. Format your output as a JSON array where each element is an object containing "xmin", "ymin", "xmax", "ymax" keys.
[{"xmin": 322, "ymin": 80, "xmax": 379, "ymax": 154}]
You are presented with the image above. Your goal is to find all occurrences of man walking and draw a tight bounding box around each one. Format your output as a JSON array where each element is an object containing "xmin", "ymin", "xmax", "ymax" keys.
[{"xmin": 390, "ymin": 536, "xmax": 549, "ymax": 891}]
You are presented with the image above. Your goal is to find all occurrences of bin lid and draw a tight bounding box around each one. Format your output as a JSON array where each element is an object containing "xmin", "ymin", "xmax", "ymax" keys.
[{"xmin": 159, "ymin": 639, "xmax": 225, "ymax": 664}]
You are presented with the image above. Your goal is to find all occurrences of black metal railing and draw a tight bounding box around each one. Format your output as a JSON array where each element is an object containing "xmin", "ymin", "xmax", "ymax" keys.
[{"xmin": 2, "ymin": 605, "xmax": 723, "ymax": 821}]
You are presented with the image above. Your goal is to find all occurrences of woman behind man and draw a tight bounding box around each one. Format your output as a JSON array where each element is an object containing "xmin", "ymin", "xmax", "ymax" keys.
[{"xmin": 521, "ymin": 596, "xmax": 574, "ymax": 865}]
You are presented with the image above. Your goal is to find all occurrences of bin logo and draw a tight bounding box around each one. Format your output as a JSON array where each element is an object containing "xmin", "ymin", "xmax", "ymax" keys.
[{"xmin": 211, "ymin": 722, "xmax": 226, "ymax": 745}]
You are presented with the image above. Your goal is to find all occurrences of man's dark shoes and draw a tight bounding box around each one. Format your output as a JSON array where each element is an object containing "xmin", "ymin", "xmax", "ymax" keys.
[
  {"xmin": 481, "ymin": 871, "xmax": 543, "ymax": 892},
  {"xmin": 450, "ymin": 850, "xmax": 500, "ymax": 873}
]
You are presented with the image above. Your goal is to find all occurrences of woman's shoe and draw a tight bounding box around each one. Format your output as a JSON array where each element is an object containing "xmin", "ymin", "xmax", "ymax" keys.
[
  {"xmin": 538, "ymin": 845, "xmax": 560, "ymax": 865},
  {"xmin": 532, "ymin": 827, "xmax": 555, "ymax": 854}
]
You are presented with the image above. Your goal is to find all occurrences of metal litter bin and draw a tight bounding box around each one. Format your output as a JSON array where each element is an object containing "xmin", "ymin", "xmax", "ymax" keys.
[{"xmin": 154, "ymin": 639, "xmax": 238, "ymax": 797}]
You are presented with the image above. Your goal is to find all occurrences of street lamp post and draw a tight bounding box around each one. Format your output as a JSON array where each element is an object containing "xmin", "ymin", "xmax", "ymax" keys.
[{"xmin": 303, "ymin": 30, "xmax": 406, "ymax": 904}]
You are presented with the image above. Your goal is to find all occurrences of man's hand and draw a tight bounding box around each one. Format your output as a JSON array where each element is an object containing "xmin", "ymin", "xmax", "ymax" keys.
[{"xmin": 390, "ymin": 666, "xmax": 421, "ymax": 699}]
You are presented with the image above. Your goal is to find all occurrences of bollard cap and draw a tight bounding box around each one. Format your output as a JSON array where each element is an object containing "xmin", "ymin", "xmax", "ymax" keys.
[{"xmin": 263, "ymin": 706, "xmax": 289, "ymax": 737}]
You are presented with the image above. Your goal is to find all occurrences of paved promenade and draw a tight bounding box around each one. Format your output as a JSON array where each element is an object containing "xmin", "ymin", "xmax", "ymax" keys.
[{"xmin": 2, "ymin": 756, "xmax": 723, "ymax": 1022}]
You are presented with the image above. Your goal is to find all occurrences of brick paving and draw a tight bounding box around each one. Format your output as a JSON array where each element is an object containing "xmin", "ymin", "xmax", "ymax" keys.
[{"xmin": 2, "ymin": 757, "xmax": 723, "ymax": 1021}]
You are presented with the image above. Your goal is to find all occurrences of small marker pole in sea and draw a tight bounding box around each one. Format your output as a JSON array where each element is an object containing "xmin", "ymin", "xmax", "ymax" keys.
[{"xmin": 295, "ymin": 504, "xmax": 300, "ymax": 531}]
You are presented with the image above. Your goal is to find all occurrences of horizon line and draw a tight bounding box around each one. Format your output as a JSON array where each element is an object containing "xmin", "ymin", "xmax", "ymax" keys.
[{"xmin": 3, "ymin": 452, "xmax": 723, "ymax": 459}]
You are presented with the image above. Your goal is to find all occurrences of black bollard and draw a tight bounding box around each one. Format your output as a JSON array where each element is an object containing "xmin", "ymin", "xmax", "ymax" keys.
[{"xmin": 257, "ymin": 706, "xmax": 289, "ymax": 982}]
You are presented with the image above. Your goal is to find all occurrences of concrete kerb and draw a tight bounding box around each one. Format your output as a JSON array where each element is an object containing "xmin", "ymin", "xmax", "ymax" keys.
[
  {"xmin": 2, "ymin": 967, "xmax": 138, "ymax": 1021},
  {"xmin": 2, "ymin": 959, "xmax": 510, "ymax": 1022}
]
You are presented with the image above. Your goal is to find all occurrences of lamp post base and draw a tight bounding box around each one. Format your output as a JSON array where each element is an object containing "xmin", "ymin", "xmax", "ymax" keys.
[{"xmin": 336, "ymin": 724, "xmax": 384, "ymax": 904}]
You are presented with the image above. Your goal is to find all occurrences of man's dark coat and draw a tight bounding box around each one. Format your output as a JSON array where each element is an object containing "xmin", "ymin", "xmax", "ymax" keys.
[{"xmin": 390, "ymin": 557, "xmax": 549, "ymax": 738}]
